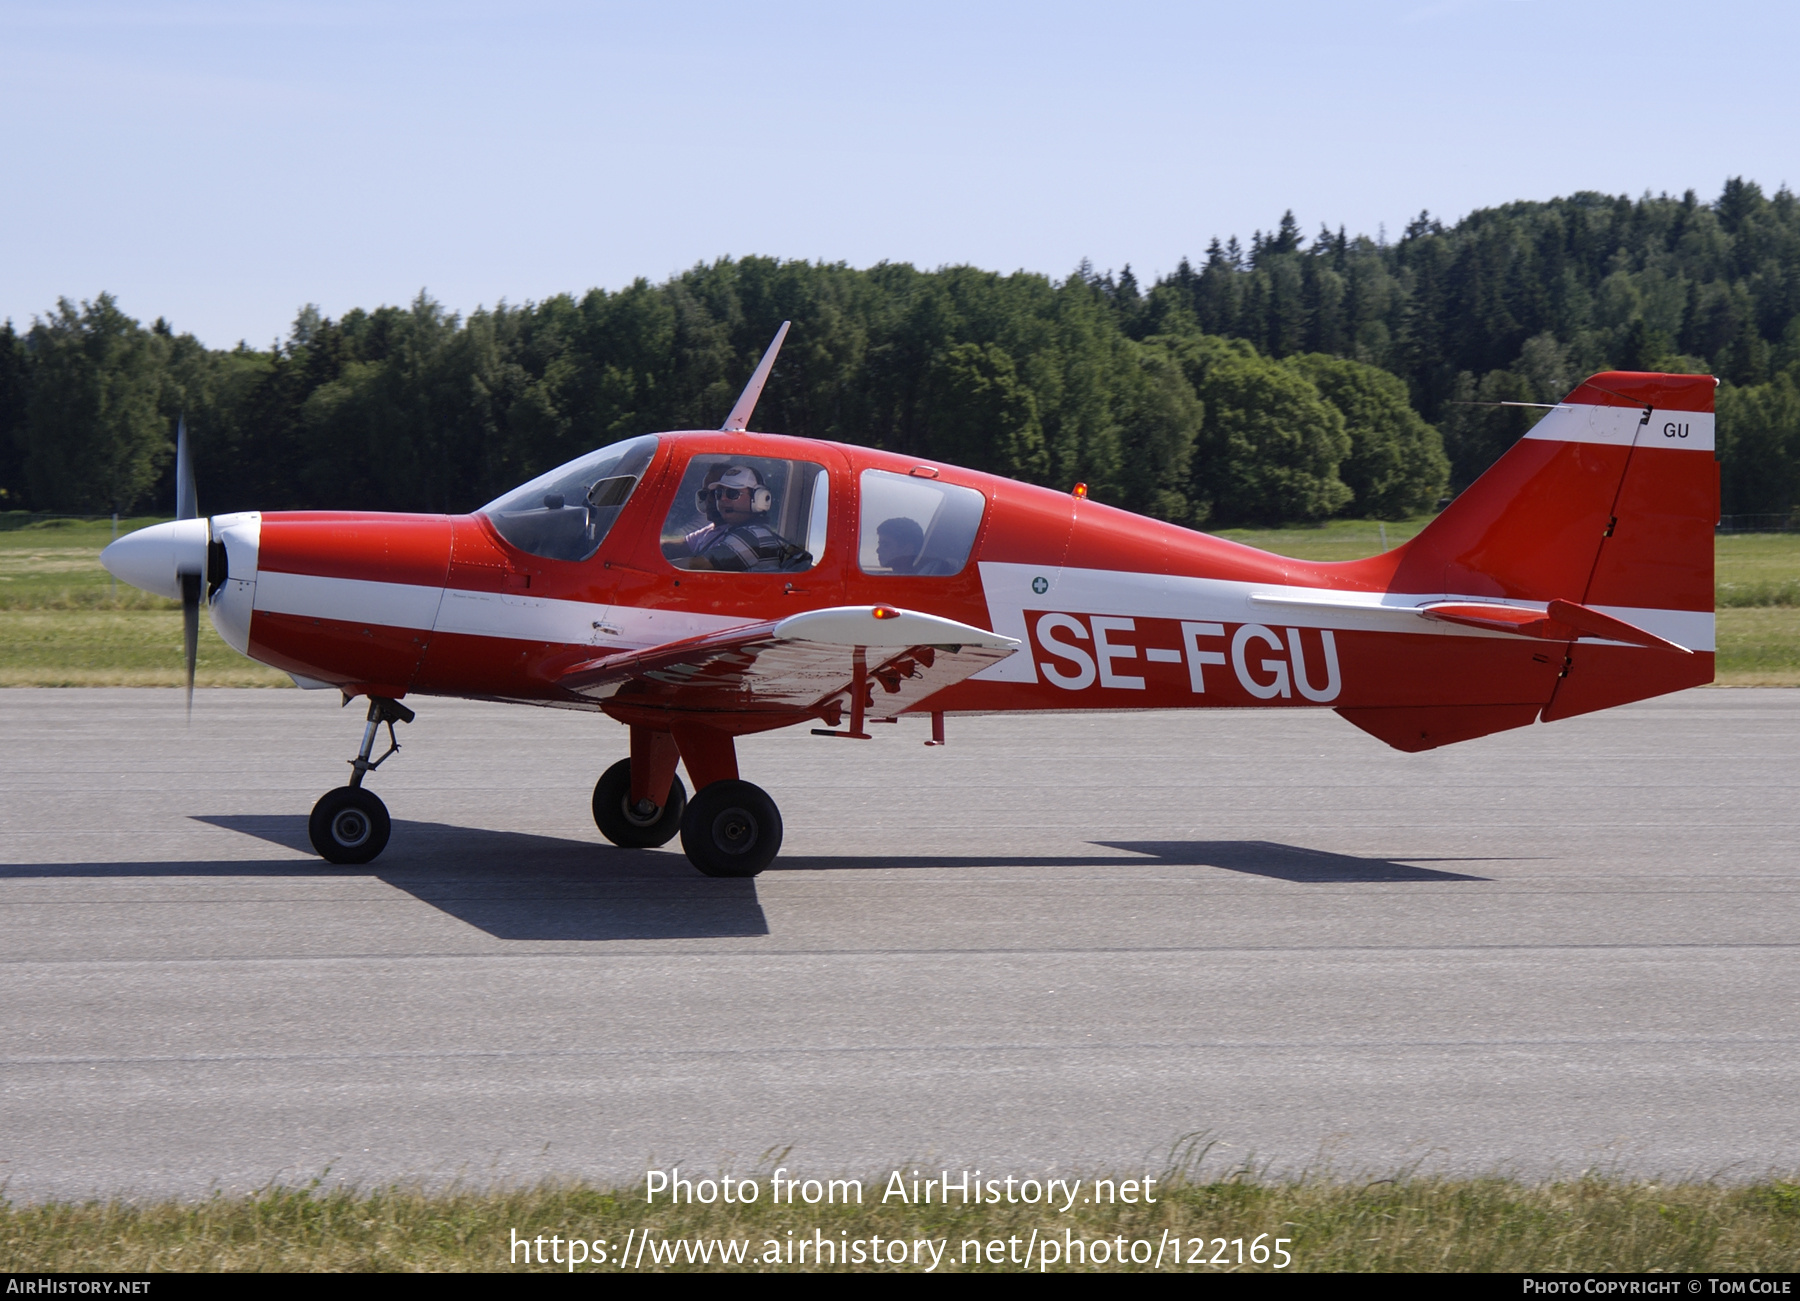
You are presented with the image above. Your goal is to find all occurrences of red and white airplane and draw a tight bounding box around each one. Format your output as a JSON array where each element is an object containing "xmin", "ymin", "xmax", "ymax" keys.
[{"xmin": 101, "ymin": 323, "xmax": 1717, "ymax": 877}]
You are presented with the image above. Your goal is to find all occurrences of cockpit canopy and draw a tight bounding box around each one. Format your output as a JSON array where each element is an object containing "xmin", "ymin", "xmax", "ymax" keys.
[{"xmin": 478, "ymin": 435, "xmax": 658, "ymax": 562}]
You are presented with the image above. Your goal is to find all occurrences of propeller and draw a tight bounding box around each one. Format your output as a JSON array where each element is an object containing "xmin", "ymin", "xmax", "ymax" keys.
[
  {"xmin": 97, "ymin": 415, "xmax": 227, "ymax": 717},
  {"xmin": 175, "ymin": 416, "xmax": 201, "ymax": 716}
]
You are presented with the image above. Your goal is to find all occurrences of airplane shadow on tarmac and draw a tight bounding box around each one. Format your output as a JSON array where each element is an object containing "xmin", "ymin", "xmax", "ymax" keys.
[
  {"xmin": 0, "ymin": 815, "xmax": 768, "ymax": 943},
  {"xmin": 773, "ymin": 840, "xmax": 1493, "ymax": 882},
  {"xmin": 0, "ymin": 820, "xmax": 1491, "ymax": 945},
  {"xmin": 195, "ymin": 814, "xmax": 771, "ymax": 941}
]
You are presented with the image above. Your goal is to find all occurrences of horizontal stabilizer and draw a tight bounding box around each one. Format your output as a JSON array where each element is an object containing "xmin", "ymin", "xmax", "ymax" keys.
[
  {"xmin": 1253, "ymin": 591, "xmax": 1690, "ymax": 651},
  {"xmin": 1416, "ymin": 602, "xmax": 1564, "ymax": 637},
  {"xmin": 1544, "ymin": 599, "xmax": 1690, "ymax": 654}
]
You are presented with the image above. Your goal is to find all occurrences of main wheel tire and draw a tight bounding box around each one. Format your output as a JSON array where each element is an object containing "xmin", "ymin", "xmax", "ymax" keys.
[
  {"xmin": 308, "ymin": 786, "xmax": 392, "ymax": 865},
  {"xmin": 592, "ymin": 757, "xmax": 687, "ymax": 848},
  {"xmin": 680, "ymin": 779, "xmax": 783, "ymax": 878}
]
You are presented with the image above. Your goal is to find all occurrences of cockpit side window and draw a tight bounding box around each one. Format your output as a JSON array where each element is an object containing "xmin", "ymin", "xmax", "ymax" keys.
[
  {"xmin": 858, "ymin": 469, "xmax": 986, "ymax": 575},
  {"xmin": 479, "ymin": 435, "xmax": 659, "ymax": 563},
  {"xmin": 661, "ymin": 456, "xmax": 828, "ymax": 573}
]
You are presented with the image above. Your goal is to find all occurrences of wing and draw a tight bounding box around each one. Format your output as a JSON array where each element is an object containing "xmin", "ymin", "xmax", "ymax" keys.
[{"xmin": 557, "ymin": 605, "xmax": 1021, "ymax": 724}]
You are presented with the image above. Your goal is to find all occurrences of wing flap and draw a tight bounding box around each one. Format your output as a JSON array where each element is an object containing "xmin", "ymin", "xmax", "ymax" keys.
[{"xmin": 557, "ymin": 605, "xmax": 1019, "ymax": 719}]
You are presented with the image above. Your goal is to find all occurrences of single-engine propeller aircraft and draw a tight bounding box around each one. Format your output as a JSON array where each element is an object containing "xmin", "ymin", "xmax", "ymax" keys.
[{"xmin": 101, "ymin": 323, "xmax": 1717, "ymax": 877}]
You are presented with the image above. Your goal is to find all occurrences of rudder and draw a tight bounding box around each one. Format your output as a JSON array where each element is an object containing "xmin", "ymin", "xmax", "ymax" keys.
[{"xmin": 1390, "ymin": 371, "xmax": 1717, "ymax": 727}]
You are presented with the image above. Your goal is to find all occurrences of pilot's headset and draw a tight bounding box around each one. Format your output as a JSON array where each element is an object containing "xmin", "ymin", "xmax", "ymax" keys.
[{"xmin": 696, "ymin": 464, "xmax": 773, "ymax": 515}]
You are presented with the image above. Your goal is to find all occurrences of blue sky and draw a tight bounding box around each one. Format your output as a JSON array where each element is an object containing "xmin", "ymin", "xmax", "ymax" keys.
[{"xmin": 2, "ymin": 0, "xmax": 1795, "ymax": 348}]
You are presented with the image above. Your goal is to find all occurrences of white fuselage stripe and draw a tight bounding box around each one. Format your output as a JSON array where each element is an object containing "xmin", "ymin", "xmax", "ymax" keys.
[
  {"xmin": 255, "ymin": 571, "xmax": 444, "ymax": 631},
  {"xmin": 974, "ymin": 562, "xmax": 1713, "ymax": 681},
  {"xmin": 253, "ymin": 571, "xmax": 752, "ymax": 650},
  {"xmin": 250, "ymin": 566, "xmax": 1715, "ymax": 682}
]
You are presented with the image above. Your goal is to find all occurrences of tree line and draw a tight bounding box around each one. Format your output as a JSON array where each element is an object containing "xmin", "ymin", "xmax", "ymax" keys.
[{"xmin": 3, "ymin": 179, "xmax": 1796, "ymax": 525}]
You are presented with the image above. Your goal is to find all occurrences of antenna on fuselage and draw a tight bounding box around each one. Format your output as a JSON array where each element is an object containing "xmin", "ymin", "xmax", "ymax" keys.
[{"xmin": 720, "ymin": 320, "xmax": 791, "ymax": 433}]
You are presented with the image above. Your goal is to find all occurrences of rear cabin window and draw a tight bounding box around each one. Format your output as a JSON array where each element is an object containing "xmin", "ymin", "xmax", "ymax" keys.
[
  {"xmin": 661, "ymin": 456, "xmax": 828, "ymax": 572},
  {"xmin": 858, "ymin": 470, "xmax": 986, "ymax": 576}
]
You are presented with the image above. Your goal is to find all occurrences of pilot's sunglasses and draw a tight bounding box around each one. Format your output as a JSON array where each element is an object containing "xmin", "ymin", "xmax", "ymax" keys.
[{"xmin": 709, "ymin": 486, "xmax": 751, "ymax": 500}]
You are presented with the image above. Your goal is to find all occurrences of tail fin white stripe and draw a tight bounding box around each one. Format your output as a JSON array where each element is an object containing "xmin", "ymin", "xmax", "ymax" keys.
[{"xmin": 1524, "ymin": 404, "xmax": 1714, "ymax": 451}]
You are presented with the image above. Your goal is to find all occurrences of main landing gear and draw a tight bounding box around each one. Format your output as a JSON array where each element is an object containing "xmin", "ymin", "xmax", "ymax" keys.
[
  {"xmin": 309, "ymin": 695, "xmax": 413, "ymax": 866},
  {"xmin": 593, "ymin": 724, "xmax": 783, "ymax": 877},
  {"xmin": 592, "ymin": 758, "xmax": 687, "ymax": 848},
  {"xmin": 680, "ymin": 780, "xmax": 782, "ymax": 878}
]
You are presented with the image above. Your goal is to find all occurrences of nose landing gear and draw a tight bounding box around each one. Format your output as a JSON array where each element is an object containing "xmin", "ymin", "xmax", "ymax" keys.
[{"xmin": 308, "ymin": 695, "xmax": 414, "ymax": 865}]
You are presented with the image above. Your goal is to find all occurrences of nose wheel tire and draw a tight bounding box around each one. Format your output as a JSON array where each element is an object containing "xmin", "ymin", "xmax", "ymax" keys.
[
  {"xmin": 680, "ymin": 779, "xmax": 782, "ymax": 877},
  {"xmin": 592, "ymin": 758, "xmax": 688, "ymax": 848},
  {"xmin": 309, "ymin": 786, "xmax": 392, "ymax": 865}
]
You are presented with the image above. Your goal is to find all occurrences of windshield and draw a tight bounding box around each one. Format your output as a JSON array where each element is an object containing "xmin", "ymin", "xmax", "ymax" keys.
[{"xmin": 479, "ymin": 435, "xmax": 659, "ymax": 562}]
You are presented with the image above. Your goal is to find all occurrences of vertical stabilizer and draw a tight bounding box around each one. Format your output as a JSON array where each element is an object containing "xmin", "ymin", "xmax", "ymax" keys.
[{"xmin": 1389, "ymin": 371, "xmax": 1717, "ymax": 725}]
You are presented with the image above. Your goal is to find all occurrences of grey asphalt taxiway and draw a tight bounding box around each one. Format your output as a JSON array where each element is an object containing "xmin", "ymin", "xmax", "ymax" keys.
[{"xmin": 2, "ymin": 687, "xmax": 1797, "ymax": 1200}]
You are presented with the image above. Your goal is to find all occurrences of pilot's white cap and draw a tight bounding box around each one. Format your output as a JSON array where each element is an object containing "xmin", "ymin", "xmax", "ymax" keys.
[{"xmin": 710, "ymin": 464, "xmax": 764, "ymax": 489}]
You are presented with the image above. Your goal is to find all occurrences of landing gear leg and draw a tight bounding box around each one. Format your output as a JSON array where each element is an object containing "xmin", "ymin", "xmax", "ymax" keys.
[
  {"xmin": 308, "ymin": 695, "xmax": 413, "ymax": 865},
  {"xmin": 592, "ymin": 727, "xmax": 687, "ymax": 848},
  {"xmin": 669, "ymin": 723, "xmax": 783, "ymax": 877}
]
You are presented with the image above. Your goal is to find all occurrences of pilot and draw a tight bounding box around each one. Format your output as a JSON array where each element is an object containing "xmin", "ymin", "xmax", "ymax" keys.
[
  {"xmin": 668, "ymin": 464, "xmax": 807, "ymax": 572},
  {"xmin": 875, "ymin": 516, "xmax": 926, "ymax": 574}
]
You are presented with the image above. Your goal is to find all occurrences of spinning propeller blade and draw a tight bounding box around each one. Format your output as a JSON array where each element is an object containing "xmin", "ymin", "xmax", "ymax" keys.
[
  {"xmin": 97, "ymin": 416, "xmax": 226, "ymax": 718},
  {"xmin": 180, "ymin": 569, "xmax": 200, "ymax": 716},
  {"xmin": 175, "ymin": 415, "xmax": 198, "ymax": 522},
  {"xmin": 174, "ymin": 416, "xmax": 201, "ymax": 717}
]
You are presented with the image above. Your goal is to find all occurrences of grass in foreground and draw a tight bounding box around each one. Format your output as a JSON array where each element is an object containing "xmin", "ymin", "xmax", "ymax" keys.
[{"xmin": 3, "ymin": 1175, "xmax": 1798, "ymax": 1272}]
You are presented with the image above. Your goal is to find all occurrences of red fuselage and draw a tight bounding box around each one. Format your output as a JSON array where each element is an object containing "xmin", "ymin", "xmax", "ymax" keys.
[{"xmin": 237, "ymin": 409, "xmax": 1714, "ymax": 748}]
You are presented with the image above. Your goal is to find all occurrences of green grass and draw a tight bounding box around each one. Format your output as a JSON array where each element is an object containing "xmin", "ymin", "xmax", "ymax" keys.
[
  {"xmin": 1715, "ymin": 606, "xmax": 1800, "ymax": 684},
  {"xmin": 1, "ymin": 517, "xmax": 1795, "ymax": 686},
  {"xmin": 0, "ymin": 610, "xmax": 290, "ymax": 686},
  {"xmin": 0, "ymin": 517, "xmax": 291, "ymax": 686},
  {"xmin": 1713, "ymin": 533, "xmax": 1800, "ymax": 606},
  {"xmin": 1213, "ymin": 515, "xmax": 1800, "ymax": 606},
  {"xmin": 0, "ymin": 517, "xmax": 177, "ymax": 611},
  {"xmin": 3, "ymin": 1174, "xmax": 1797, "ymax": 1272},
  {"xmin": 1212, "ymin": 515, "xmax": 1433, "ymax": 562}
]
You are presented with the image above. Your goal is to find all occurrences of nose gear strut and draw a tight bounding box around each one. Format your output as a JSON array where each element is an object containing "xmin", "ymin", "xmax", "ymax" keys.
[
  {"xmin": 309, "ymin": 695, "xmax": 414, "ymax": 865},
  {"xmin": 347, "ymin": 695, "xmax": 415, "ymax": 787}
]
